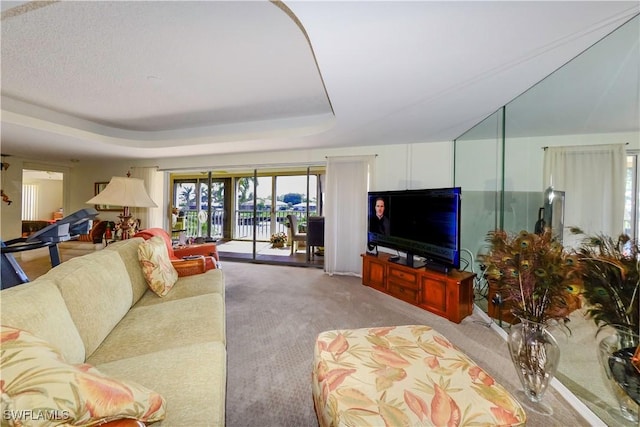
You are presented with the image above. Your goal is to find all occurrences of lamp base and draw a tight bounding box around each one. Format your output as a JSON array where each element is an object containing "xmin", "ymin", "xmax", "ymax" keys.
[
  {"xmin": 117, "ymin": 215, "xmax": 139, "ymax": 240},
  {"xmin": 118, "ymin": 215, "xmax": 132, "ymax": 240}
]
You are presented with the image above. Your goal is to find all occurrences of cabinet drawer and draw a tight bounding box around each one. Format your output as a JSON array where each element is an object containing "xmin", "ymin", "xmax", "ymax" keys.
[
  {"xmin": 388, "ymin": 282, "xmax": 420, "ymax": 304},
  {"xmin": 388, "ymin": 267, "xmax": 419, "ymax": 289}
]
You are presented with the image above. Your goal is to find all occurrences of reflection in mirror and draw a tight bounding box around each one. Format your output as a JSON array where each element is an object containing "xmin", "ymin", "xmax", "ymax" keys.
[
  {"xmin": 455, "ymin": 14, "xmax": 639, "ymax": 426},
  {"xmin": 542, "ymin": 187, "xmax": 565, "ymax": 243},
  {"xmin": 454, "ymin": 108, "xmax": 503, "ymax": 268}
]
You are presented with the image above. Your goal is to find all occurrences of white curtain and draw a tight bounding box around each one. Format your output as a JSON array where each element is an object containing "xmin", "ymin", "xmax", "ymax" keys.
[
  {"xmin": 324, "ymin": 155, "xmax": 375, "ymax": 276},
  {"xmin": 543, "ymin": 143, "xmax": 626, "ymax": 247},
  {"xmin": 129, "ymin": 166, "xmax": 163, "ymax": 229}
]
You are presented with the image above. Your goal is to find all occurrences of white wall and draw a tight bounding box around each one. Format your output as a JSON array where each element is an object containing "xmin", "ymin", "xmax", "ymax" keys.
[
  {"xmin": 456, "ymin": 129, "xmax": 639, "ymax": 271},
  {"xmin": 0, "ymin": 140, "xmax": 454, "ymax": 240},
  {"xmin": 130, "ymin": 140, "xmax": 455, "ymax": 212},
  {"xmin": 0, "ymin": 159, "xmax": 70, "ymax": 240},
  {"xmin": 1, "ymin": 157, "xmax": 24, "ymax": 240},
  {"xmin": 67, "ymin": 163, "xmax": 136, "ymax": 224},
  {"xmin": 456, "ymin": 131, "xmax": 639, "ymax": 192},
  {"xmin": 27, "ymin": 179, "xmax": 62, "ymax": 220},
  {"xmin": 3, "ymin": 130, "xmax": 635, "ymax": 241},
  {"xmin": 0, "ymin": 158, "xmax": 132, "ymax": 240}
]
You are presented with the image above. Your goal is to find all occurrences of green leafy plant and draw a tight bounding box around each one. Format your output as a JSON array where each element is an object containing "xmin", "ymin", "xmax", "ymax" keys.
[
  {"xmin": 482, "ymin": 229, "xmax": 581, "ymax": 324},
  {"xmin": 571, "ymin": 228, "xmax": 639, "ymax": 335}
]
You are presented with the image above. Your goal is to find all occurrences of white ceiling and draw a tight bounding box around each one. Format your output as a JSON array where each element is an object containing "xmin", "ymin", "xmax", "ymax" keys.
[{"xmin": 1, "ymin": 1, "xmax": 638, "ymax": 163}]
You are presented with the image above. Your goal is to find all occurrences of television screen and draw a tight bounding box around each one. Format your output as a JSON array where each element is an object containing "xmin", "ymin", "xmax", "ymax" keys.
[{"xmin": 367, "ymin": 187, "xmax": 461, "ymax": 271}]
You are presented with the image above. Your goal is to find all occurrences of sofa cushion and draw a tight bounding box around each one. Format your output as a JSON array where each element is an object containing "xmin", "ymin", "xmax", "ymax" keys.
[
  {"xmin": 42, "ymin": 250, "xmax": 133, "ymax": 358},
  {"xmin": 95, "ymin": 342, "xmax": 226, "ymax": 427},
  {"xmin": 0, "ymin": 326, "xmax": 167, "ymax": 426},
  {"xmin": 105, "ymin": 238, "xmax": 148, "ymax": 305},
  {"xmin": 138, "ymin": 236, "xmax": 178, "ymax": 297},
  {"xmin": 0, "ymin": 279, "xmax": 86, "ymax": 364},
  {"xmin": 87, "ymin": 294, "xmax": 225, "ymax": 365},
  {"xmin": 135, "ymin": 268, "xmax": 225, "ymax": 307}
]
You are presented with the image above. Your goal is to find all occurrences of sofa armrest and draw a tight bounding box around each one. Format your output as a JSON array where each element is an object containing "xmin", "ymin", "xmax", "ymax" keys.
[{"xmin": 171, "ymin": 257, "xmax": 207, "ymax": 277}]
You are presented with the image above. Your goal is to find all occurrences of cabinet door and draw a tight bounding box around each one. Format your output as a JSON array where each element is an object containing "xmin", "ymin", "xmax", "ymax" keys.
[
  {"xmin": 363, "ymin": 257, "xmax": 386, "ymax": 291},
  {"xmin": 420, "ymin": 276, "xmax": 447, "ymax": 317}
]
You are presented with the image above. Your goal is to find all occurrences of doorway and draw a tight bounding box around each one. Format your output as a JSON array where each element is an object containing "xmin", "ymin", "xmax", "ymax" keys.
[
  {"xmin": 172, "ymin": 176, "xmax": 229, "ymax": 241},
  {"xmin": 22, "ymin": 169, "xmax": 64, "ymax": 224}
]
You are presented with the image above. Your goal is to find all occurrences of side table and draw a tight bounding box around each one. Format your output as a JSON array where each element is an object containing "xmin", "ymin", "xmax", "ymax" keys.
[{"xmin": 173, "ymin": 242, "xmax": 219, "ymax": 262}]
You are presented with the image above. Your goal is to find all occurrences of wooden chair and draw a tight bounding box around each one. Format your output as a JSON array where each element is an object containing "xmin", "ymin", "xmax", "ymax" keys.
[{"xmin": 286, "ymin": 214, "xmax": 307, "ymax": 256}]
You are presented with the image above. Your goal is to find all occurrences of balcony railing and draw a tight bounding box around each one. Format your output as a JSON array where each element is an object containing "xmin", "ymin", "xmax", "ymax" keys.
[
  {"xmin": 180, "ymin": 209, "xmax": 224, "ymax": 239},
  {"xmin": 179, "ymin": 209, "xmax": 310, "ymax": 241}
]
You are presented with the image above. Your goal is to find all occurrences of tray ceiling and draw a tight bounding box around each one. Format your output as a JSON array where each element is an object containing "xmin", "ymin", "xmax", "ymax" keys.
[{"xmin": 1, "ymin": 1, "xmax": 638, "ymax": 161}]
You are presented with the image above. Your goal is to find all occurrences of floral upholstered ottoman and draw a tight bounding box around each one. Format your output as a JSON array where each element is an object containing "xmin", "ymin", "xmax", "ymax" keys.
[{"xmin": 312, "ymin": 325, "xmax": 526, "ymax": 426}]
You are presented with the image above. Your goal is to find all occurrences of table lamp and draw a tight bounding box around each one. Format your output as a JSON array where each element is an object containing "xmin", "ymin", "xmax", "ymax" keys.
[{"xmin": 86, "ymin": 175, "xmax": 157, "ymax": 239}]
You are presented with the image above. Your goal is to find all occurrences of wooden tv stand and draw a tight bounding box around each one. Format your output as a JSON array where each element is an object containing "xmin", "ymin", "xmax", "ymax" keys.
[{"xmin": 361, "ymin": 253, "xmax": 475, "ymax": 323}]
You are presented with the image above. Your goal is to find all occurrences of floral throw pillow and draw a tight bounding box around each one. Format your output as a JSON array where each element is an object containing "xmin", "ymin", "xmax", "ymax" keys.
[
  {"xmin": 138, "ymin": 235, "xmax": 178, "ymax": 297},
  {"xmin": 0, "ymin": 326, "xmax": 166, "ymax": 427}
]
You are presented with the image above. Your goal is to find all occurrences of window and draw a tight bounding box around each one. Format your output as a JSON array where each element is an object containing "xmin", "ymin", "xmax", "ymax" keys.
[{"xmin": 21, "ymin": 184, "xmax": 38, "ymax": 220}]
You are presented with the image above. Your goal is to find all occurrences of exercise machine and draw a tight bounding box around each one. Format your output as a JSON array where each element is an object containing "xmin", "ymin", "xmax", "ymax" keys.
[{"xmin": 1, "ymin": 208, "xmax": 98, "ymax": 289}]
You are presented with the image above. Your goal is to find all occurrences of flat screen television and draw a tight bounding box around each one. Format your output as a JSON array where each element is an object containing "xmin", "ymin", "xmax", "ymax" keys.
[{"xmin": 367, "ymin": 187, "xmax": 461, "ymax": 271}]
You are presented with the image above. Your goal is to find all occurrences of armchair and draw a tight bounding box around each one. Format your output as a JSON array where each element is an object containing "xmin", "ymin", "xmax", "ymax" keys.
[
  {"xmin": 133, "ymin": 228, "xmax": 218, "ymax": 276},
  {"xmin": 286, "ymin": 214, "xmax": 307, "ymax": 256}
]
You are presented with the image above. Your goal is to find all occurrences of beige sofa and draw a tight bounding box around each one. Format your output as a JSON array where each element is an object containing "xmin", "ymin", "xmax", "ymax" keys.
[{"xmin": 1, "ymin": 237, "xmax": 226, "ymax": 426}]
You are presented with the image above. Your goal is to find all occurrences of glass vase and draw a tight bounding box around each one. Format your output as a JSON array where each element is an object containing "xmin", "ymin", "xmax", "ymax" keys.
[
  {"xmin": 507, "ymin": 319, "xmax": 560, "ymax": 411},
  {"xmin": 598, "ymin": 329, "xmax": 640, "ymax": 423}
]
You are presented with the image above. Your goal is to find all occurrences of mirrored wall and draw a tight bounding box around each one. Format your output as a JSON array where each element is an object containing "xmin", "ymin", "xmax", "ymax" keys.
[{"xmin": 455, "ymin": 14, "xmax": 639, "ymax": 425}]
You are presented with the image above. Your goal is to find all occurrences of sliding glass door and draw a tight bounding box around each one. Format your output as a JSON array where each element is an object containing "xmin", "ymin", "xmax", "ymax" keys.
[
  {"xmin": 171, "ymin": 167, "xmax": 324, "ymax": 266},
  {"xmin": 172, "ymin": 177, "xmax": 227, "ymax": 240}
]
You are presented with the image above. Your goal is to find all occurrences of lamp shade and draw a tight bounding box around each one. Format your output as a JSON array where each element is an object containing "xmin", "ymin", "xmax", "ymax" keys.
[{"xmin": 86, "ymin": 176, "xmax": 157, "ymax": 208}]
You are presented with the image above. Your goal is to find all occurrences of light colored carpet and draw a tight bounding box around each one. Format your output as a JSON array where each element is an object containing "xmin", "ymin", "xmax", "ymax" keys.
[
  {"xmin": 15, "ymin": 252, "xmax": 614, "ymax": 425},
  {"xmin": 222, "ymin": 261, "xmax": 589, "ymax": 427}
]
